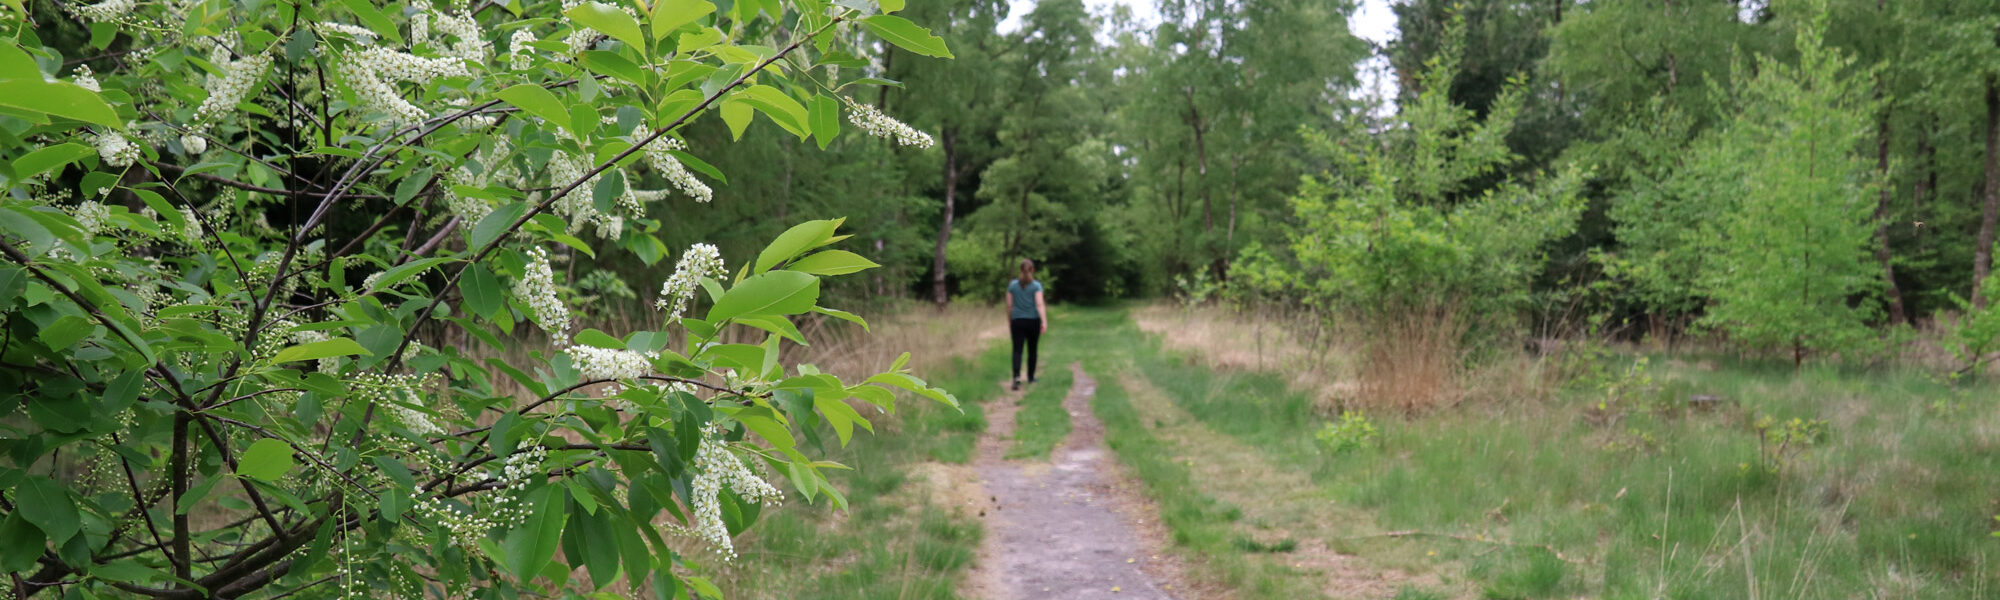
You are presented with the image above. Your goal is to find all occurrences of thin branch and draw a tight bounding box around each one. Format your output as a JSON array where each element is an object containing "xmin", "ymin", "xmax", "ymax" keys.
[{"xmin": 149, "ymin": 162, "xmax": 390, "ymax": 201}]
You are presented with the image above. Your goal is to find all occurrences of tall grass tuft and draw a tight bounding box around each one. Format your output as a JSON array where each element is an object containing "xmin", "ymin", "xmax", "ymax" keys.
[{"xmin": 1355, "ymin": 304, "xmax": 1468, "ymax": 414}]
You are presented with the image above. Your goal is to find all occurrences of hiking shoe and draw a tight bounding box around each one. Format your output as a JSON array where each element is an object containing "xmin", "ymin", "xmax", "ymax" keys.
[{"xmin": 1011, "ymin": 380, "xmax": 1020, "ymax": 391}]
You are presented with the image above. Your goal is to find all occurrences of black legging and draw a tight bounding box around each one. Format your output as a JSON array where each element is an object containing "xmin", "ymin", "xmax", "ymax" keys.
[{"xmin": 1010, "ymin": 318, "xmax": 1041, "ymax": 381}]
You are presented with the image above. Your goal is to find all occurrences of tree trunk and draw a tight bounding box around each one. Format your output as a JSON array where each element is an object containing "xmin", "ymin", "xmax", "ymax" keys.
[
  {"xmin": 931, "ymin": 130, "xmax": 958, "ymax": 309},
  {"xmin": 1217, "ymin": 157, "xmax": 1241, "ymax": 281},
  {"xmin": 1875, "ymin": 93, "xmax": 1908, "ymax": 324},
  {"xmin": 1915, "ymin": 120, "xmax": 1935, "ymax": 248},
  {"xmin": 1184, "ymin": 87, "xmax": 1211, "ymax": 235},
  {"xmin": 1973, "ymin": 75, "xmax": 2000, "ymax": 309}
]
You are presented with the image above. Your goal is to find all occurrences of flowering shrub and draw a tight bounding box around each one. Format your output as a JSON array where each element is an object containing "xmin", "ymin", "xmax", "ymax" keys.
[{"xmin": 0, "ymin": 0, "xmax": 957, "ymax": 597}]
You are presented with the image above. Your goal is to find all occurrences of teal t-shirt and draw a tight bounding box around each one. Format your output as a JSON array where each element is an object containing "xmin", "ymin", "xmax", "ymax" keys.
[{"xmin": 1008, "ymin": 279, "xmax": 1043, "ymax": 320}]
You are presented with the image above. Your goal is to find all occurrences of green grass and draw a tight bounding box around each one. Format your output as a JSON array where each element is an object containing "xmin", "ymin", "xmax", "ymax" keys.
[
  {"xmin": 1003, "ymin": 306, "xmax": 1133, "ymax": 459},
  {"xmin": 710, "ymin": 343, "xmax": 1010, "ymax": 599},
  {"xmin": 1087, "ymin": 351, "xmax": 1328, "ymax": 599},
  {"xmin": 1004, "ymin": 363, "xmax": 1073, "ymax": 458},
  {"xmin": 1108, "ymin": 305, "xmax": 2000, "ymax": 599}
]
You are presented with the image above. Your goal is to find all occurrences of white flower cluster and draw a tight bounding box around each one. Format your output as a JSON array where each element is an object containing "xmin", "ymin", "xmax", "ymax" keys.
[
  {"xmin": 69, "ymin": 201, "xmax": 109, "ymax": 237},
  {"xmin": 72, "ymin": 0, "xmax": 131, "ymax": 22},
  {"xmin": 192, "ymin": 53, "xmax": 271, "ymax": 128},
  {"xmin": 441, "ymin": 140, "xmax": 513, "ymax": 224},
  {"xmin": 413, "ymin": 495, "xmax": 490, "ymax": 549},
  {"xmin": 514, "ymin": 246, "xmax": 572, "ymax": 343},
  {"xmin": 72, "ymin": 65, "xmax": 100, "ymax": 92},
  {"xmin": 179, "ymin": 210, "xmax": 205, "ymax": 246},
  {"xmin": 679, "ymin": 437, "xmax": 783, "ymax": 559},
  {"xmin": 181, "ymin": 134, "xmax": 207, "ymax": 155},
  {"xmin": 338, "ymin": 46, "xmax": 470, "ymax": 124},
  {"xmin": 558, "ymin": 0, "xmax": 606, "ymax": 56},
  {"xmin": 846, "ymin": 101, "xmax": 935, "ymax": 148},
  {"xmin": 546, "ymin": 150, "xmax": 627, "ymax": 239},
  {"xmin": 655, "ymin": 243, "xmax": 724, "ymax": 322},
  {"xmin": 94, "ymin": 131, "xmax": 140, "ymax": 168},
  {"xmin": 642, "ymin": 136, "xmax": 713, "ymax": 203},
  {"xmin": 353, "ymin": 373, "xmax": 443, "ymax": 435},
  {"xmin": 483, "ymin": 444, "xmax": 547, "ymax": 532},
  {"xmin": 569, "ymin": 345, "xmax": 656, "ymax": 382},
  {"xmin": 509, "ymin": 29, "xmax": 538, "ymax": 71},
  {"xmin": 431, "ymin": 9, "xmax": 490, "ymax": 65},
  {"xmin": 410, "ymin": 446, "xmax": 544, "ymax": 548},
  {"xmin": 316, "ymin": 23, "xmax": 379, "ymax": 44}
]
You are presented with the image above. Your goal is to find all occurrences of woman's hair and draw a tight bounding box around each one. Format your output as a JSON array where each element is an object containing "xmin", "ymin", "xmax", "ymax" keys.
[{"xmin": 1016, "ymin": 258, "xmax": 1036, "ymax": 286}]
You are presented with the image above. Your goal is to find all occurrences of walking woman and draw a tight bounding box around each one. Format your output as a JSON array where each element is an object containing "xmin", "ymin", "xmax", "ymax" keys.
[{"xmin": 1007, "ymin": 259, "xmax": 1047, "ymax": 391}]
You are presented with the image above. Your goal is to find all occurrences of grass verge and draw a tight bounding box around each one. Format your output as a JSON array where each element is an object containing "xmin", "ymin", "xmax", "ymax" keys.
[
  {"xmin": 1139, "ymin": 304, "xmax": 2000, "ymax": 599},
  {"xmin": 1004, "ymin": 363, "xmax": 1073, "ymax": 459},
  {"xmin": 697, "ymin": 327, "xmax": 1011, "ymax": 598}
]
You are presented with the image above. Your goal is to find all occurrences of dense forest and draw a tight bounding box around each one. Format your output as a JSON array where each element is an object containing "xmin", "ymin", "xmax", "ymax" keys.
[{"xmin": 637, "ymin": 0, "xmax": 2000, "ymax": 365}]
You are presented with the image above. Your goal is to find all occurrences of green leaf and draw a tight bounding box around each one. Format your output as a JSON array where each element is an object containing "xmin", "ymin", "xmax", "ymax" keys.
[
  {"xmin": 734, "ymin": 315, "xmax": 806, "ymax": 344},
  {"xmin": 38, "ymin": 315, "xmax": 94, "ymax": 350},
  {"xmin": 811, "ymin": 306, "xmax": 869, "ymax": 331},
  {"xmin": 394, "ymin": 167, "xmax": 433, "ymax": 206},
  {"xmin": 0, "ymin": 206, "xmax": 53, "ymax": 257},
  {"xmin": 564, "ymin": 502, "xmax": 622, "ymax": 589},
  {"xmin": 786, "ymin": 250, "xmax": 878, "ymax": 276},
  {"xmin": 16, "ymin": 476, "xmax": 79, "ymax": 544},
  {"xmin": 567, "ymin": 2, "xmax": 647, "ymax": 52},
  {"xmin": 734, "ymin": 85, "xmax": 809, "ymax": 139},
  {"xmin": 814, "ymin": 395, "xmax": 871, "ymax": 446},
  {"xmin": 676, "ymin": 27, "xmax": 725, "ymax": 53},
  {"xmin": 12, "ymin": 144, "xmax": 94, "ymax": 181},
  {"xmin": 460, "ymin": 264, "xmax": 504, "ymax": 319},
  {"xmin": 497, "ymin": 84, "xmax": 573, "ymax": 128},
  {"xmin": 736, "ymin": 412, "xmax": 795, "ymax": 451},
  {"xmin": 0, "ymin": 513, "xmax": 45, "ymax": 573},
  {"xmin": 270, "ymin": 338, "xmax": 370, "ymax": 364},
  {"xmin": 370, "ymin": 256, "xmax": 454, "ymax": 291},
  {"xmin": 471, "ymin": 202, "xmax": 529, "ymax": 250},
  {"xmin": 89, "ymin": 559, "xmax": 168, "ymax": 585},
  {"xmin": 756, "ymin": 219, "xmax": 839, "ymax": 273},
  {"xmin": 235, "ymin": 438, "xmax": 296, "ymax": 482},
  {"xmin": 338, "ymin": 0, "xmax": 404, "ymax": 44},
  {"xmin": 809, "ymin": 95, "xmax": 839, "ymax": 149},
  {"xmin": 289, "ymin": 517, "xmax": 340, "ymax": 578},
  {"xmin": 579, "ymin": 51, "xmax": 649, "ymax": 86},
  {"xmin": 0, "ymin": 44, "xmax": 31, "ymax": 82},
  {"xmin": 505, "ymin": 485, "xmax": 568, "ymax": 577},
  {"xmin": 707, "ymin": 271, "xmax": 819, "ymax": 323},
  {"xmin": 574, "ymin": 328, "xmax": 625, "ymax": 350},
  {"xmin": 0, "ymin": 79, "xmax": 122, "ymax": 128},
  {"xmin": 859, "ymin": 15, "xmax": 953, "ymax": 59},
  {"xmin": 650, "ymin": 0, "xmax": 717, "ymax": 34},
  {"xmin": 879, "ymin": 0, "xmax": 903, "ymax": 12},
  {"xmin": 719, "ymin": 99, "xmax": 752, "ymax": 141},
  {"xmin": 655, "ymin": 89, "xmax": 704, "ymax": 124}
]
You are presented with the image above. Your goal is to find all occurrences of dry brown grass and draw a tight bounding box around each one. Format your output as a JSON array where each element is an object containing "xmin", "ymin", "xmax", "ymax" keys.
[
  {"xmin": 1135, "ymin": 302, "xmax": 1553, "ymax": 415},
  {"xmin": 1353, "ymin": 306, "xmax": 1470, "ymax": 414},
  {"xmin": 1132, "ymin": 303, "xmax": 1357, "ymax": 412}
]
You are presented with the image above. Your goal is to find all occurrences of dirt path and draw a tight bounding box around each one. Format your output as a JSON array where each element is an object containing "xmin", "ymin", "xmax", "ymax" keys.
[{"xmin": 965, "ymin": 363, "xmax": 1182, "ymax": 600}]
